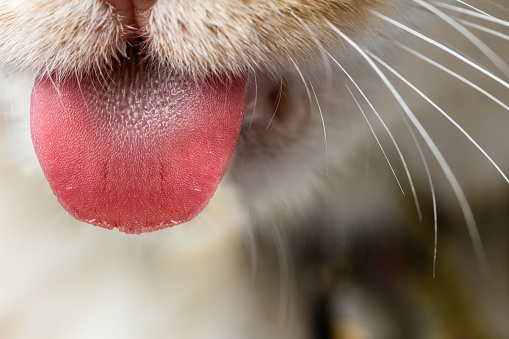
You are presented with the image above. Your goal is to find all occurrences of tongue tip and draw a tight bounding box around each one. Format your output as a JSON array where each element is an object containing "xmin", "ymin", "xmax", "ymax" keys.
[
  {"xmin": 79, "ymin": 216, "xmax": 182, "ymax": 234},
  {"xmin": 70, "ymin": 202, "xmax": 203, "ymax": 234},
  {"xmin": 85, "ymin": 219, "xmax": 179, "ymax": 234},
  {"xmin": 31, "ymin": 72, "xmax": 247, "ymax": 234},
  {"xmin": 62, "ymin": 179, "xmax": 218, "ymax": 234}
]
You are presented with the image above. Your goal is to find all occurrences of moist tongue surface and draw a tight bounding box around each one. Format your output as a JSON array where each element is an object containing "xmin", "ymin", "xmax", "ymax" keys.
[{"xmin": 30, "ymin": 65, "xmax": 246, "ymax": 234}]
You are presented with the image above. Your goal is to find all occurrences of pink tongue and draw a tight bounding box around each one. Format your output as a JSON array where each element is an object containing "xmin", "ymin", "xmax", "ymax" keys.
[{"xmin": 31, "ymin": 71, "xmax": 246, "ymax": 234}]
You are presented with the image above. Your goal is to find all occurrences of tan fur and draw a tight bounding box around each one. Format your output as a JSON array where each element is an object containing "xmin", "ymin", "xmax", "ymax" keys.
[
  {"xmin": 0, "ymin": 0, "xmax": 392, "ymax": 77},
  {"xmin": 0, "ymin": 0, "xmax": 126, "ymax": 76},
  {"xmin": 146, "ymin": 0, "xmax": 391, "ymax": 77}
]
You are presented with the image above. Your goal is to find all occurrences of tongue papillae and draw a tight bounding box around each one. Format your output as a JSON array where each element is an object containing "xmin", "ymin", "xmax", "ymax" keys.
[{"xmin": 31, "ymin": 63, "xmax": 246, "ymax": 234}]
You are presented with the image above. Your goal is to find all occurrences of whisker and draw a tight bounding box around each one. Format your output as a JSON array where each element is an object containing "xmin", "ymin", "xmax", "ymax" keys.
[
  {"xmin": 431, "ymin": 1, "xmax": 509, "ymax": 27},
  {"xmin": 327, "ymin": 20, "xmax": 490, "ymax": 276},
  {"xmin": 390, "ymin": 39, "xmax": 509, "ymax": 113},
  {"xmin": 290, "ymin": 57, "xmax": 313, "ymax": 111},
  {"xmin": 47, "ymin": 74, "xmax": 65, "ymax": 110},
  {"xmin": 479, "ymin": 0, "xmax": 509, "ymax": 13},
  {"xmin": 99, "ymin": 57, "xmax": 115, "ymax": 84},
  {"xmin": 399, "ymin": 113, "xmax": 439, "ymax": 278},
  {"xmin": 90, "ymin": 66, "xmax": 108, "ymax": 96},
  {"xmin": 367, "ymin": 50, "xmax": 509, "ymax": 184},
  {"xmin": 344, "ymin": 83, "xmax": 406, "ymax": 196},
  {"xmin": 327, "ymin": 52, "xmax": 411, "ymax": 200},
  {"xmin": 454, "ymin": 0, "xmax": 495, "ymax": 18},
  {"xmin": 309, "ymin": 81, "xmax": 329, "ymax": 175},
  {"xmin": 75, "ymin": 69, "xmax": 91, "ymax": 113},
  {"xmin": 265, "ymin": 79, "xmax": 283, "ymax": 130},
  {"xmin": 248, "ymin": 73, "xmax": 258, "ymax": 129},
  {"xmin": 375, "ymin": 12, "xmax": 509, "ymax": 90},
  {"xmin": 246, "ymin": 225, "xmax": 258, "ymax": 284},
  {"xmin": 291, "ymin": 57, "xmax": 331, "ymax": 174},
  {"xmin": 290, "ymin": 58, "xmax": 329, "ymax": 169},
  {"xmin": 458, "ymin": 19, "xmax": 509, "ymax": 41},
  {"xmin": 330, "ymin": 49, "xmax": 441, "ymax": 267},
  {"xmin": 292, "ymin": 13, "xmax": 333, "ymax": 88},
  {"xmin": 272, "ymin": 228, "xmax": 294, "ymax": 329},
  {"xmin": 367, "ymin": 47, "xmax": 509, "ymax": 275},
  {"xmin": 413, "ymin": 0, "xmax": 509, "ymax": 79}
]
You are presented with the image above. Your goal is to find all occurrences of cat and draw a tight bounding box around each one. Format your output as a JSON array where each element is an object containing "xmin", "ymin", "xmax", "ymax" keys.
[{"xmin": 0, "ymin": 0, "xmax": 508, "ymax": 338}]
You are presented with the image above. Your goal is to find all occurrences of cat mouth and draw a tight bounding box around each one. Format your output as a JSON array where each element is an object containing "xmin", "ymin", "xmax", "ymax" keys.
[{"xmin": 30, "ymin": 50, "xmax": 247, "ymax": 234}]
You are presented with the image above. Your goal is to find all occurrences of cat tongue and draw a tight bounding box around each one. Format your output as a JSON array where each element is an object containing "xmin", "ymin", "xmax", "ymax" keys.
[{"xmin": 30, "ymin": 70, "xmax": 246, "ymax": 234}]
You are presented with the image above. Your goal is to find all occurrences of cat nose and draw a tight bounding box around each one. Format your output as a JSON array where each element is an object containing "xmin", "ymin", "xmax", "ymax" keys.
[{"xmin": 104, "ymin": 0, "xmax": 157, "ymax": 31}]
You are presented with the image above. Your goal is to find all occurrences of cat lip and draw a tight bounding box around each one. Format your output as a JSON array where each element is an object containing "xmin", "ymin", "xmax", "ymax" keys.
[
  {"xmin": 30, "ymin": 56, "xmax": 247, "ymax": 234},
  {"xmin": 104, "ymin": 0, "xmax": 157, "ymax": 35}
]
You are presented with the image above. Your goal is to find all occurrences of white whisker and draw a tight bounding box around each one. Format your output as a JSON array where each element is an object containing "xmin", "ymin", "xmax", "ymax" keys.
[
  {"xmin": 413, "ymin": 0, "xmax": 509, "ymax": 79},
  {"xmin": 400, "ymin": 114, "xmax": 439, "ymax": 278},
  {"xmin": 290, "ymin": 57, "xmax": 313, "ymax": 111},
  {"xmin": 272, "ymin": 228, "xmax": 293, "ymax": 329},
  {"xmin": 292, "ymin": 13, "xmax": 333, "ymax": 87},
  {"xmin": 344, "ymin": 83, "xmax": 406, "ymax": 196},
  {"xmin": 327, "ymin": 52, "xmax": 412, "ymax": 201},
  {"xmin": 432, "ymin": 1, "xmax": 509, "ymax": 27},
  {"xmin": 265, "ymin": 79, "xmax": 283, "ymax": 130},
  {"xmin": 309, "ymin": 81, "xmax": 329, "ymax": 175},
  {"xmin": 479, "ymin": 0, "xmax": 509, "ymax": 12},
  {"xmin": 458, "ymin": 19, "xmax": 509, "ymax": 41},
  {"xmin": 90, "ymin": 66, "xmax": 109, "ymax": 95},
  {"xmin": 455, "ymin": 0, "xmax": 494, "ymax": 18},
  {"xmin": 291, "ymin": 58, "xmax": 329, "ymax": 173},
  {"xmin": 47, "ymin": 74, "xmax": 65, "ymax": 109},
  {"xmin": 246, "ymin": 225, "xmax": 258, "ymax": 284},
  {"xmin": 75, "ymin": 69, "xmax": 90, "ymax": 113},
  {"xmin": 327, "ymin": 20, "xmax": 490, "ymax": 276},
  {"xmin": 248, "ymin": 73, "xmax": 258, "ymax": 129},
  {"xmin": 390, "ymin": 98, "xmax": 439, "ymax": 277},
  {"xmin": 391, "ymin": 39, "xmax": 509, "ymax": 113},
  {"xmin": 375, "ymin": 12, "xmax": 509, "ymax": 90},
  {"xmin": 342, "ymin": 48, "xmax": 438, "ymax": 273},
  {"xmin": 367, "ymin": 50, "xmax": 509, "ymax": 184}
]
